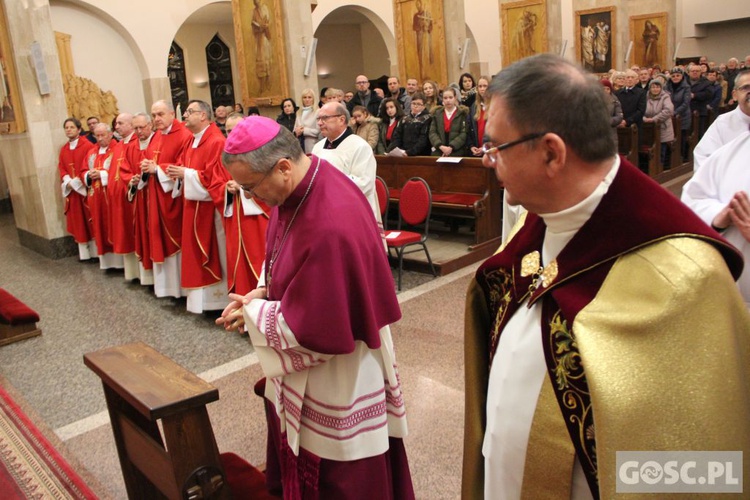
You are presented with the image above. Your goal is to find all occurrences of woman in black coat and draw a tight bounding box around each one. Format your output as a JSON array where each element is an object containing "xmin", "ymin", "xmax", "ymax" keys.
[{"xmin": 276, "ymin": 98, "xmax": 298, "ymax": 133}]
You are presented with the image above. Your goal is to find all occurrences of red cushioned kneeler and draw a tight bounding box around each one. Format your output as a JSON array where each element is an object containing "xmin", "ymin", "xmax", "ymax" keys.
[{"xmin": 0, "ymin": 288, "xmax": 42, "ymax": 346}]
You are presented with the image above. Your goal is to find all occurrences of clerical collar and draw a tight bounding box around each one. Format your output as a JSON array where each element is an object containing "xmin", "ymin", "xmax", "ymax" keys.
[
  {"xmin": 139, "ymin": 133, "xmax": 154, "ymax": 150},
  {"xmin": 68, "ymin": 137, "xmax": 79, "ymax": 149},
  {"xmin": 163, "ymin": 122, "xmax": 174, "ymax": 134},
  {"xmin": 123, "ymin": 132, "xmax": 135, "ymax": 144},
  {"xmin": 192, "ymin": 125, "xmax": 209, "ymax": 147},
  {"xmin": 325, "ymin": 127, "xmax": 352, "ymax": 149},
  {"xmin": 539, "ymin": 155, "xmax": 620, "ymax": 235},
  {"xmin": 98, "ymin": 145, "xmax": 108, "ymax": 154}
]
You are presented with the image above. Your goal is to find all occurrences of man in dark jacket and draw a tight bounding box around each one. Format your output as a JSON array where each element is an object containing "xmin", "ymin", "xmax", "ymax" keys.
[
  {"xmin": 615, "ymin": 70, "xmax": 646, "ymax": 127},
  {"xmin": 687, "ymin": 63, "xmax": 714, "ymax": 139},
  {"xmin": 389, "ymin": 92, "xmax": 431, "ymax": 156},
  {"xmin": 387, "ymin": 76, "xmax": 411, "ymax": 112},
  {"xmin": 349, "ymin": 74, "xmax": 382, "ymax": 118},
  {"xmin": 723, "ymin": 57, "xmax": 740, "ymax": 107}
]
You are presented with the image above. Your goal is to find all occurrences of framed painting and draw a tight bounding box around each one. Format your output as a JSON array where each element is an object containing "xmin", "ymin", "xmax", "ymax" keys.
[
  {"xmin": 231, "ymin": 0, "xmax": 288, "ymax": 107},
  {"xmin": 501, "ymin": 0, "xmax": 548, "ymax": 67},
  {"xmin": 629, "ymin": 13, "xmax": 668, "ymax": 70},
  {"xmin": 394, "ymin": 0, "xmax": 448, "ymax": 86},
  {"xmin": 575, "ymin": 6, "xmax": 616, "ymax": 75},
  {"xmin": 0, "ymin": 1, "xmax": 25, "ymax": 134}
]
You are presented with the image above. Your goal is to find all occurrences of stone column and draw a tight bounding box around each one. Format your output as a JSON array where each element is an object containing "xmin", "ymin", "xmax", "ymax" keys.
[
  {"xmin": 0, "ymin": 0, "xmax": 74, "ymax": 258},
  {"xmin": 443, "ymin": 0, "xmax": 467, "ymax": 84},
  {"xmin": 141, "ymin": 77, "xmax": 172, "ymax": 111},
  {"xmin": 280, "ymin": 0, "xmax": 318, "ymax": 105}
]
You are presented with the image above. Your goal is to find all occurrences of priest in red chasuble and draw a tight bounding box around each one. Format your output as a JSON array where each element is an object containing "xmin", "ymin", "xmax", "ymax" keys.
[
  {"xmin": 141, "ymin": 100, "xmax": 192, "ymax": 298},
  {"xmin": 218, "ymin": 117, "xmax": 414, "ymax": 499},
  {"xmin": 219, "ymin": 113, "xmax": 269, "ymax": 295},
  {"xmin": 107, "ymin": 113, "xmax": 138, "ymax": 280},
  {"xmin": 166, "ymin": 100, "xmax": 228, "ymax": 313},
  {"xmin": 127, "ymin": 112, "xmax": 155, "ymax": 286},
  {"xmin": 57, "ymin": 117, "xmax": 95, "ymax": 260},
  {"xmin": 82, "ymin": 123, "xmax": 122, "ymax": 270}
]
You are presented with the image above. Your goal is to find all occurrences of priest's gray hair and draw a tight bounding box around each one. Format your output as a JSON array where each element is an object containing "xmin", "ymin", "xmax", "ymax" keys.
[
  {"xmin": 222, "ymin": 125, "xmax": 304, "ymax": 174},
  {"xmin": 133, "ymin": 112, "xmax": 152, "ymax": 124},
  {"xmin": 486, "ymin": 53, "xmax": 615, "ymax": 163},
  {"xmin": 93, "ymin": 122, "xmax": 112, "ymax": 133}
]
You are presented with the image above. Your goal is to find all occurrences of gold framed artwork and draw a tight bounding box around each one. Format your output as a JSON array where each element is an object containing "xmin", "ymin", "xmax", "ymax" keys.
[
  {"xmin": 629, "ymin": 13, "xmax": 668, "ymax": 70},
  {"xmin": 501, "ymin": 0, "xmax": 548, "ymax": 67},
  {"xmin": 575, "ymin": 6, "xmax": 616, "ymax": 74},
  {"xmin": 394, "ymin": 0, "xmax": 447, "ymax": 86},
  {"xmin": 231, "ymin": 0, "xmax": 288, "ymax": 107},
  {"xmin": 0, "ymin": 1, "xmax": 25, "ymax": 134}
]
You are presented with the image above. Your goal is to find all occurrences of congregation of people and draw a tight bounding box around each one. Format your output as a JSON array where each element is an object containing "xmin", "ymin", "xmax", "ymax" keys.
[{"xmin": 53, "ymin": 46, "xmax": 750, "ymax": 498}]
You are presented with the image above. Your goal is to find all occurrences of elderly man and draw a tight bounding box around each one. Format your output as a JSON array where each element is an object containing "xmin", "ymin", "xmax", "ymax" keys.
[
  {"xmin": 141, "ymin": 99, "xmax": 192, "ymax": 298},
  {"xmin": 615, "ymin": 69, "xmax": 646, "ymax": 127},
  {"xmin": 83, "ymin": 123, "xmax": 122, "ymax": 270},
  {"xmin": 693, "ymin": 69, "xmax": 750, "ymax": 170},
  {"xmin": 463, "ymin": 54, "xmax": 750, "ymax": 499},
  {"xmin": 108, "ymin": 113, "xmax": 139, "ymax": 280},
  {"xmin": 687, "ymin": 63, "xmax": 714, "ymax": 140},
  {"xmin": 214, "ymin": 105, "xmax": 228, "ymax": 137},
  {"xmin": 128, "ymin": 113, "xmax": 156, "ymax": 286},
  {"xmin": 349, "ymin": 74, "xmax": 382, "ymax": 117},
  {"xmin": 166, "ymin": 100, "xmax": 228, "ymax": 313},
  {"xmin": 311, "ymin": 101, "xmax": 383, "ymax": 233},
  {"xmin": 217, "ymin": 116, "xmax": 413, "ymax": 498}
]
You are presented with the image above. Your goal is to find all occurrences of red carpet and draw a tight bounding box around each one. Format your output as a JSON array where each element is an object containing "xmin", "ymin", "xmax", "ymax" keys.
[{"xmin": 0, "ymin": 385, "xmax": 97, "ymax": 499}]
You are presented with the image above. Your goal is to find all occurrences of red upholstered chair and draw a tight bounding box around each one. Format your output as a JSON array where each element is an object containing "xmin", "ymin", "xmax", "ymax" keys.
[
  {"xmin": 375, "ymin": 175, "xmax": 389, "ymax": 229},
  {"xmin": 385, "ymin": 177, "xmax": 437, "ymax": 290}
]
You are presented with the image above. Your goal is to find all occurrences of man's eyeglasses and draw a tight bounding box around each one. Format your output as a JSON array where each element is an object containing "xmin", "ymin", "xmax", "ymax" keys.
[
  {"xmin": 240, "ymin": 169, "xmax": 274, "ymax": 199},
  {"xmin": 316, "ymin": 114, "xmax": 343, "ymax": 122},
  {"xmin": 735, "ymin": 84, "xmax": 750, "ymax": 93},
  {"xmin": 184, "ymin": 108, "xmax": 202, "ymax": 116},
  {"xmin": 356, "ymin": 81, "xmax": 368, "ymax": 85},
  {"xmin": 481, "ymin": 132, "xmax": 547, "ymax": 164}
]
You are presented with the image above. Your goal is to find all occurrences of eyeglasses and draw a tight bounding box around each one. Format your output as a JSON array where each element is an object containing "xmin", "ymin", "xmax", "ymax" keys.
[
  {"xmin": 411, "ymin": 101, "xmax": 425, "ymax": 107},
  {"xmin": 316, "ymin": 114, "xmax": 342, "ymax": 122},
  {"xmin": 239, "ymin": 158, "xmax": 289, "ymax": 198},
  {"xmin": 736, "ymin": 84, "xmax": 750, "ymax": 93},
  {"xmin": 356, "ymin": 81, "xmax": 368, "ymax": 85},
  {"xmin": 183, "ymin": 108, "xmax": 202, "ymax": 116},
  {"xmin": 481, "ymin": 132, "xmax": 547, "ymax": 164}
]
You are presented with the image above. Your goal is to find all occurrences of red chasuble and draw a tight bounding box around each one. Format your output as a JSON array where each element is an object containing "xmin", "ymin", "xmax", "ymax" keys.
[
  {"xmin": 204, "ymin": 153, "xmax": 269, "ymax": 295},
  {"xmin": 145, "ymin": 120, "xmax": 192, "ymax": 263},
  {"xmin": 130, "ymin": 135, "xmax": 153, "ymax": 269},
  {"xmin": 180, "ymin": 123, "xmax": 224, "ymax": 289},
  {"xmin": 107, "ymin": 136, "xmax": 136, "ymax": 254},
  {"xmin": 82, "ymin": 139, "xmax": 117, "ymax": 255},
  {"xmin": 58, "ymin": 139, "xmax": 94, "ymax": 243}
]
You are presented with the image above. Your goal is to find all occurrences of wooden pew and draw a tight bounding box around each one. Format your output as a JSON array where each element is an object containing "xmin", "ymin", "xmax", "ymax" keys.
[
  {"xmin": 376, "ymin": 156, "xmax": 502, "ymax": 249},
  {"xmin": 85, "ymin": 342, "xmax": 230, "ymax": 500},
  {"xmin": 616, "ymin": 124, "xmax": 639, "ymax": 167},
  {"xmin": 639, "ymin": 121, "xmax": 663, "ymax": 177}
]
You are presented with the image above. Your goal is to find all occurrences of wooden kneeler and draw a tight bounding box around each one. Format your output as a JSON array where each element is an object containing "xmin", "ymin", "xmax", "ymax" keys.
[
  {"xmin": 84, "ymin": 342, "xmax": 231, "ymax": 499},
  {"xmin": 0, "ymin": 288, "xmax": 42, "ymax": 346}
]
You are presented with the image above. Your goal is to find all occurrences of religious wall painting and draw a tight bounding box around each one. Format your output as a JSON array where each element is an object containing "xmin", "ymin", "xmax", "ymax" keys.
[
  {"xmin": 629, "ymin": 13, "xmax": 668, "ymax": 70},
  {"xmin": 575, "ymin": 6, "xmax": 616, "ymax": 75},
  {"xmin": 232, "ymin": 0, "xmax": 289, "ymax": 107},
  {"xmin": 394, "ymin": 0, "xmax": 448, "ymax": 87},
  {"xmin": 501, "ymin": 0, "xmax": 548, "ymax": 67},
  {"xmin": 0, "ymin": 1, "xmax": 25, "ymax": 134}
]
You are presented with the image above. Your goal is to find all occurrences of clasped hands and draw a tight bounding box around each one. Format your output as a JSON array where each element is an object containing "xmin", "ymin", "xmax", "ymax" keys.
[
  {"xmin": 215, "ymin": 287, "xmax": 268, "ymax": 333},
  {"xmin": 713, "ymin": 191, "xmax": 750, "ymax": 242}
]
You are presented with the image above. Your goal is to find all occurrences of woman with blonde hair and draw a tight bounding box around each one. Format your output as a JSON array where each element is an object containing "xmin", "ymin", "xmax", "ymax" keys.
[
  {"xmin": 293, "ymin": 88, "xmax": 320, "ymax": 153},
  {"xmin": 422, "ymin": 80, "xmax": 441, "ymax": 113},
  {"xmin": 467, "ymin": 75, "xmax": 490, "ymax": 156}
]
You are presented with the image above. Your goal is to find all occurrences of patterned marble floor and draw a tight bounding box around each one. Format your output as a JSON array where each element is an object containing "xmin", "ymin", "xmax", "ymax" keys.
[{"xmin": 0, "ymin": 213, "xmax": 476, "ymax": 499}]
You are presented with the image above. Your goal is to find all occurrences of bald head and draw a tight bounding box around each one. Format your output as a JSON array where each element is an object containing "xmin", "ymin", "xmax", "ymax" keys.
[
  {"xmin": 151, "ymin": 100, "xmax": 175, "ymax": 131},
  {"xmin": 115, "ymin": 113, "xmax": 134, "ymax": 140}
]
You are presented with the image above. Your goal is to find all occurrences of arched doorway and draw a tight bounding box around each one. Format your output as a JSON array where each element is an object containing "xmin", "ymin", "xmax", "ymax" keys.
[{"xmin": 314, "ymin": 7, "xmax": 396, "ymax": 95}]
